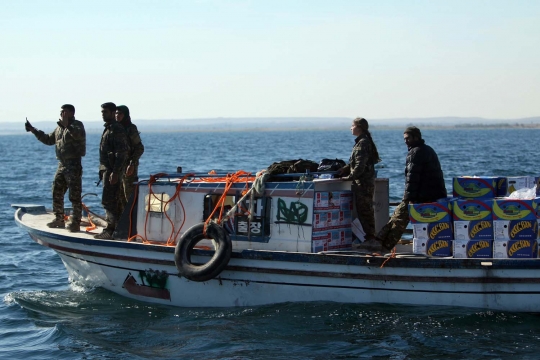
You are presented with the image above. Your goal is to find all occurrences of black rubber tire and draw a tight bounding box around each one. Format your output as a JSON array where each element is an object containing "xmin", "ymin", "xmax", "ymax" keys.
[{"xmin": 174, "ymin": 222, "xmax": 232, "ymax": 282}]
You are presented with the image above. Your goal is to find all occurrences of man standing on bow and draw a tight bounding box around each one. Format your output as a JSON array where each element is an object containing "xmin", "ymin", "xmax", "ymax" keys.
[
  {"xmin": 95, "ymin": 102, "xmax": 130, "ymax": 240},
  {"xmin": 115, "ymin": 105, "xmax": 144, "ymax": 215},
  {"xmin": 358, "ymin": 126, "xmax": 447, "ymax": 253},
  {"xmin": 25, "ymin": 104, "xmax": 86, "ymax": 232}
]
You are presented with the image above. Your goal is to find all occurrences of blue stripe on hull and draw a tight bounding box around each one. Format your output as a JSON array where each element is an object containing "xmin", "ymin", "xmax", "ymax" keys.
[{"xmin": 56, "ymin": 251, "xmax": 540, "ymax": 296}]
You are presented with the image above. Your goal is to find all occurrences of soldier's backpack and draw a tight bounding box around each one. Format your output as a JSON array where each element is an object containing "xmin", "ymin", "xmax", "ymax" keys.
[
  {"xmin": 266, "ymin": 159, "xmax": 319, "ymax": 175},
  {"xmin": 317, "ymin": 158, "xmax": 347, "ymax": 172}
]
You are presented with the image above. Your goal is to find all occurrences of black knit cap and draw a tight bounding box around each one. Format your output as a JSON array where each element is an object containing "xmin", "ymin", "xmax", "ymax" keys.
[{"xmin": 404, "ymin": 126, "xmax": 422, "ymax": 139}]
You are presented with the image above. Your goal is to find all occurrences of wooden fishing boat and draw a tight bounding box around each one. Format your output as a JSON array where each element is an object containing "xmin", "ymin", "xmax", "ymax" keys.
[{"xmin": 13, "ymin": 171, "xmax": 540, "ymax": 312}]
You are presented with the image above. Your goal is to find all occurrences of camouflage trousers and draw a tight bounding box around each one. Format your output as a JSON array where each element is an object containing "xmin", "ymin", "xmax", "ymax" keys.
[
  {"xmin": 119, "ymin": 165, "xmax": 138, "ymax": 216},
  {"xmin": 101, "ymin": 169, "xmax": 124, "ymax": 232},
  {"xmin": 377, "ymin": 200, "xmax": 410, "ymax": 250},
  {"xmin": 52, "ymin": 160, "xmax": 82, "ymax": 223},
  {"xmin": 352, "ymin": 181, "xmax": 376, "ymax": 239}
]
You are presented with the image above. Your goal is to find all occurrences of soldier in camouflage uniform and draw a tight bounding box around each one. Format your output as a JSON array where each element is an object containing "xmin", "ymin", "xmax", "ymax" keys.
[
  {"xmin": 338, "ymin": 118, "xmax": 381, "ymax": 242},
  {"xmin": 359, "ymin": 126, "xmax": 447, "ymax": 252},
  {"xmin": 95, "ymin": 102, "xmax": 130, "ymax": 240},
  {"xmin": 25, "ymin": 104, "xmax": 86, "ymax": 232},
  {"xmin": 115, "ymin": 105, "xmax": 144, "ymax": 215}
]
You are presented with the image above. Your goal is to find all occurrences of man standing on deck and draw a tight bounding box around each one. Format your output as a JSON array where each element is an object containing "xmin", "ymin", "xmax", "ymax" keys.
[
  {"xmin": 357, "ymin": 126, "xmax": 447, "ymax": 252},
  {"xmin": 95, "ymin": 102, "xmax": 130, "ymax": 239},
  {"xmin": 115, "ymin": 105, "xmax": 144, "ymax": 215},
  {"xmin": 25, "ymin": 104, "xmax": 86, "ymax": 232}
]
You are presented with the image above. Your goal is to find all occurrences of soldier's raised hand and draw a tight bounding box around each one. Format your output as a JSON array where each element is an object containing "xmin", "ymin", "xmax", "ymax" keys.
[{"xmin": 25, "ymin": 117, "xmax": 35, "ymax": 132}]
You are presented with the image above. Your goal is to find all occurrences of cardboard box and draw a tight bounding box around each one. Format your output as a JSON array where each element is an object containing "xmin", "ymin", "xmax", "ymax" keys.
[
  {"xmin": 330, "ymin": 228, "xmax": 352, "ymax": 249},
  {"xmin": 413, "ymin": 238, "xmax": 453, "ymax": 257},
  {"xmin": 533, "ymin": 177, "xmax": 540, "ymax": 196},
  {"xmin": 311, "ymin": 231, "xmax": 330, "ymax": 252},
  {"xmin": 453, "ymin": 176, "xmax": 498, "ymax": 199},
  {"xmin": 339, "ymin": 192, "xmax": 353, "ymax": 211},
  {"xmin": 453, "ymin": 239, "xmax": 493, "ymax": 258},
  {"xmin": 452, "ymin": 198, "xmax": 492, "ymax": 221},
  {"xmin": 326, "ymin": 210, "xmax": 340, "ymax": 227},
  {"xmin": 311, "ymin": 239, "xmax": 328, "ymax": 253},
  {"xmin": 339, "ymin": 210, "xmax": 352, "ymax": 226},
  {"xmin": 454, "ymin": 220, "xmax": 494, "ymax": 240},
  {"xmin": 492, "ymin": 198, "xmax": 538, "ymax": 221},
  {"xmin": 496, "ymin": 177, "xmax": 508, "ymax": 197},
  {"xmin": 412, "ymin": 221, "xmax": 453, "ymax": 240},
  {"xmin": 493, "ymin": 219, "xmax": 538, "ymax": 241},
  {"xmin": 328, "ymin": 191, "xmax": 341, "ymax": 208},
  {"xmin": 409, "ymin": 200, "xmax": 452, "ymax": 224},
  {"xmin": 313, "ymin": 212, "xmax": 328, "ymax": 229},
  {"xmin": 493, "ymin": 240, "xmax": 538, "ymax": 258},
  {"xmin": 314, "ymin": 192, "xmax": 329, "ymax": 209},
  {"xmin": 505, "ymin": 176, "xmax": 534, "ymax": 196}
]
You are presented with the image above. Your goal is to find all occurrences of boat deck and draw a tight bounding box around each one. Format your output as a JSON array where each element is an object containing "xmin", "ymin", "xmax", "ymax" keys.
[{"xmin": 16, "ymin": 205, "xmax": 416, "ymax": 254}]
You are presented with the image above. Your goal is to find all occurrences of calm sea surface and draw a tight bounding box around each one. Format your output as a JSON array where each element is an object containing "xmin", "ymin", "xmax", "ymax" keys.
[{"xmin": 2, "ymin": 127, "xmax": 540, "ymax": 359}]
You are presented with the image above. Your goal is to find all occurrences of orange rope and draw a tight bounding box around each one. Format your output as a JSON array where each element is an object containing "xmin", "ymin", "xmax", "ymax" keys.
[
  {"xmin": 203, "ymin": 170, "xmax": 253, "ymax": 235},
  {"xmin": 132, "ymin": 173, "xmax": 194, "ymax": 246},
  {"xmin": 62, "ymin": 204, "xmax": 98, "ymax": 232},
  {"xmin": 196, "ymin": 170, "xmax": 255, "ymax": 183},
  {"xmin": 117, "ymin": 171, "xmax": 254, "ymax": 245},
  {"xmin": 379, "ymin": 247, "xmax": 396, "ymax": 268},
  {"xmin": 163, "ymin": 174, "xmax": 192, "ymax": 246},
  {"xmin": 82, "ymin": 203, "xmax": 97, "ymax": 232}
]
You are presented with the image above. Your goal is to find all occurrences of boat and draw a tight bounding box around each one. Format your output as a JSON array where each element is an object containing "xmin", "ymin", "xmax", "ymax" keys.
[{"xmin": 13, "ymin": 170, "xmax": 540, "ymax": 312}]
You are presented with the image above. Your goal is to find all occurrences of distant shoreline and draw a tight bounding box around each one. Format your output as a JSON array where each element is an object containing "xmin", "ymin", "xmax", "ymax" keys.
[
  {"xmin": 2, "ymin": 122, "xmax": 540, "ymax": 136},
  {"xmin": 142, "ymin": 123, "xmax": 540, "ymax": 133}
]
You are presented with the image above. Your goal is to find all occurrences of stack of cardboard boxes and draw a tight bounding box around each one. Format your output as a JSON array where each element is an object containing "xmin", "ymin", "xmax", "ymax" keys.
[
  {"xmin": 412, "ymin": 176, "xmax": 539, "ymax": 258},
  {"xmin": 311, "ymin": 191, "xmax": 354, "ymax": 252},
  {"xmin": 492, "ymin": 197, "xmax": 538, "ymax": 258},
  {"xmin": 411, "ymin": 200, "xmax": 453, "ymax": 256}
]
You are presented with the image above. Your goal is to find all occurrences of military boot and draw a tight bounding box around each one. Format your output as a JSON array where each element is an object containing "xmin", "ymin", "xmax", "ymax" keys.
[
  {"xmin": 46, "ymin": 218, "xmax": 65, "ymax": 228},
  {"xmin": 94, "ymin": 229, "xmax": 114, "ymax": 240},
  {"xmin": 66, "ymin": 221, "xmax": 80, "ymax": 233},
  {"xmin": 354, "ymin": 238, "xmax": 387, "ymax": 253}
]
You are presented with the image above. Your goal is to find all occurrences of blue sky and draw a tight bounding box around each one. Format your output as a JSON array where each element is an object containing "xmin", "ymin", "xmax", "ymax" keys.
[{"xmin": 1, "ymin": 0, "xmax": 539, "ymax": 123}]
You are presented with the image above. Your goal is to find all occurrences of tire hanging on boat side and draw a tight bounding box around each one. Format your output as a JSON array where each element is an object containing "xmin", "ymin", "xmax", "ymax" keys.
[{"xmin": 174, "ymin": 222, "xmax": 232, "ymax": 282}]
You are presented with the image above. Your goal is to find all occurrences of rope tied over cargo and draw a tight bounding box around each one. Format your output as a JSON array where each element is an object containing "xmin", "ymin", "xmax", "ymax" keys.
[
  {"xmin": 127, "ymin": 172, "xmax": 194, "ymax": 246},
  {"xmin": 203, "ymin": 170, "xmax": 258, "ymax": 237}
]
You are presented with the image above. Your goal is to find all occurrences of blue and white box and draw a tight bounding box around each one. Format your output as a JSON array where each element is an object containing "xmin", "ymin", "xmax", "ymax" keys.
[{"xmin": 453, "ymin": 240, "xmax": 493, "ymax": 258}]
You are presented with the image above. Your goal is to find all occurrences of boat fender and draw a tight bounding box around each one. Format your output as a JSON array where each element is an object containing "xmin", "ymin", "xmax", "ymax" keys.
[{"xmin": 174, "ymin": 222, "xmax": 232, "ymax": 282}]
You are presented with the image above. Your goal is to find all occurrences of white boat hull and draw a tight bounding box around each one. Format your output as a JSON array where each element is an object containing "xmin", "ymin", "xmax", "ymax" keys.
[{"xmin": 18, "ymin": 209, "xmax": 540, "ymax": 311}]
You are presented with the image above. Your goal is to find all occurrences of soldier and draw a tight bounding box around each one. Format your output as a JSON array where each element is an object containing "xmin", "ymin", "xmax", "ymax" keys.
[
  {"xmin": 115, "ymin": 105, "xmax": 144, "ymax": 215},
  {"xmin": 95, "ymin": 102, "xmax": 130, "ymax": 240},
  {"xmin": 25, "ymin": 104, "xmax": 86, "ymax": 232},
  {"xmin": 337, "ymin": 118, "xmax": 381, "ymax": 243},
  {"xmin": 359, "ymin": 126, "xmax": 447, "ymax": 252}
]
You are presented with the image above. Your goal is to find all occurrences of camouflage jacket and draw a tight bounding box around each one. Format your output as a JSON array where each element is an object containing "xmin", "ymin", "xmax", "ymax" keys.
[
  {"xmin": 33, "ymin": 118, "xmax": 86, "ymax": 164},
  {"xmin": 122, "ymin": 120, "xmax": 144, "ymax": 166},
  {"xmin": 341, "ymin": 134, "xmax": 375, "ymax": 185},
  {"xmin": 99, "ymin": 121, "xmax": 129, "ymax": 173}
]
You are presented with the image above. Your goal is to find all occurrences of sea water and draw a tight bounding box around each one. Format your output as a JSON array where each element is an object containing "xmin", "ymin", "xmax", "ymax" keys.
[{"xmin": 2, "ymin": 128, "xmax": 540, "ymax": 359}]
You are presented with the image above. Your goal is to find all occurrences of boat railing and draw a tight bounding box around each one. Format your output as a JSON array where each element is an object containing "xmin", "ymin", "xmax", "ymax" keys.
[{"xmin": 139, "ymin": 171, "xmax": 341, "ymax": 182}]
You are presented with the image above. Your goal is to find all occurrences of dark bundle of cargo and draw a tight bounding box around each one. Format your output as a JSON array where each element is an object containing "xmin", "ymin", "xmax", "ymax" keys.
[
  {"xmin": 316, "ymin": 158, "xmax": 346, "ymax": 172},
  {"xmin": 266, "ymin": 159, "xmax": 319, "ymax": 181}
]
